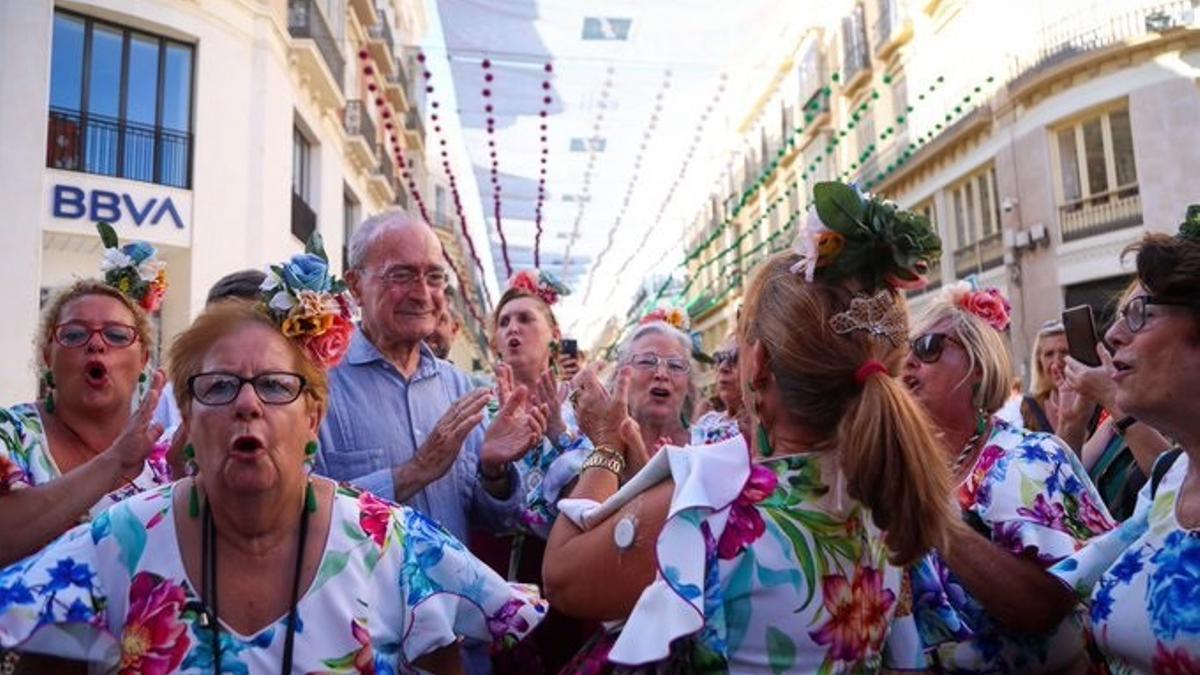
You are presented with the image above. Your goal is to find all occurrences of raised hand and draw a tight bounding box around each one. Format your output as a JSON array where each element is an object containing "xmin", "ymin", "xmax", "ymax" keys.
[
  {"xmin": 481, "ymin": 386, "xmax": 549, "ymax": 472},
  {"xmin": 1064, "ymin": 345, "xmax": 1120, "ymax": 415},
  {"xmin": 411, "ymin": 388, "xmax": 491, "ymax": 484},
  {"xmin": 571, "ymin": 366, "xmax": 633, "ymax": 457},
  {"xmin": 106, "ymin": 370, "xmax": 166, "ymax": 475},
  {"xmin": 494, "ymin": 363, "xmax": 515, "ymax": 408},
  {"xmin": 537, "ymin": 369, "xmax": 568, "ymax": 441}
]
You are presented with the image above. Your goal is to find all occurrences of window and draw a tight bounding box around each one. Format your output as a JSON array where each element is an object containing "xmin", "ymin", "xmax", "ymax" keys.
[
  {"xmin": 841, "ymin": 3, "xmax": 870, "ymax": 82},
  {"xmin": 581, "ymin": 17, "xmax": 632, "ymax": 41},
  {"xmin": 947, "ymin": 165, "xmax": 1004, "ymax": 276},
  {"xmin": 47, "ymin": 10, "xmax": 194, "ymax": 187},
  {"xmin": 908, "ymin": 198, "xmax": 942, "ymax": 294},
  {"xmin": 342, "ymin": 189, "xmax": 358, "ymax": 271},
  {"xmin": 1054, "ymin": 105, "xmax": 1141, "ymax": 240},
  {"xmin": 291, "ymin": 126, "xmax": 316, "ymax": 242}
]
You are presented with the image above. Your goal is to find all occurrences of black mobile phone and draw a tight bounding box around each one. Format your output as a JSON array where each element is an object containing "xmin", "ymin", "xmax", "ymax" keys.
[
  {"xmin": 560, "ymin": 338, "xmax": 578, "ymax": 358},
  {"xmin": 1062, "ymin": 305, "xmax": 1101, "ymax": 367}
]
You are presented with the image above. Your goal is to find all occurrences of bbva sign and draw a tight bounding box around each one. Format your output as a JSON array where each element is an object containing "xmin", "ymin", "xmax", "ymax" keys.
[{"xmin": 52, "ymin": 184, "xmax": 185, "ymax": 229}]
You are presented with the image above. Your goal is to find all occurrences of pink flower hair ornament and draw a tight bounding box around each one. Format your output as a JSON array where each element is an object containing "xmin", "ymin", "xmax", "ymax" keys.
[
  {"xmin": 508, "ymin": 269, "xmax": 571, "ymax": 306},
  {"xmin": 944, "ymin": 279, "xmax": 1012, "ymax": 332}
]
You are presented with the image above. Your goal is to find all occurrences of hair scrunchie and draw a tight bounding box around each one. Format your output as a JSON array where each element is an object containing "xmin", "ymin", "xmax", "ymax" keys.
[{"xmin": 855, "ymin": 360, "xmax": 889, "ymax": 385}]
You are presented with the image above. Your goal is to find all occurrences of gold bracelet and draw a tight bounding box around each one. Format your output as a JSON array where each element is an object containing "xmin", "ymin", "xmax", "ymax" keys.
[{"xmin": 581, "ymin": 448, "xmax": 625, "ymax": 477}]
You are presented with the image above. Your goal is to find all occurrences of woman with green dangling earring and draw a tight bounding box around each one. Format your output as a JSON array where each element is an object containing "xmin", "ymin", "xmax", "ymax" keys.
[
  {"xmin": 890, "ymin": 280, "xmax": 1114, "ymax": 672},
  {"xmin": 0, "ymin": 240, "xmax": 548, "ymax": 672},
  {"xmin": 0, "ymin": 226, "xmax": 171, "ymax": 569}
]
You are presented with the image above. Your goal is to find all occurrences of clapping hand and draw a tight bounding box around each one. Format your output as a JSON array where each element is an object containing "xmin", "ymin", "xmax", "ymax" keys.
[
  {"xmin": 412, "ymin": 389, "xmax": 492, "ymax": 483},
  {"xmin": 480, "ymin": 386, "xmax": 549, "ymax": 473},
  {"xmin": 1064, "ymin": 343, "xmax": 1121, "ymax": 415}
]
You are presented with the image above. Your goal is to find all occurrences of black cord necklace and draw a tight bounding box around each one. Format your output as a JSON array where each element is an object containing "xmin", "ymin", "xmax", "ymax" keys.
[{"xmin": 199, "ymin": 484, "xmax": 311, "ymax": 673}]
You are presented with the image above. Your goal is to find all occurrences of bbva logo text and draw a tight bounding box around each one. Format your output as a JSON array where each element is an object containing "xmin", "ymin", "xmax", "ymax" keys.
[{"xmin": 52, "ymin": 185, "xmax": 185, "ymax": 229}]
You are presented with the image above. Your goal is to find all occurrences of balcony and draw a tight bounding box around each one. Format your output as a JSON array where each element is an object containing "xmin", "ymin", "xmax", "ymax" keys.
[
  {"xmin": 841, "ymin": 4, "xmax": 871, "ymax": 90},
  {"xmin": 953, "ymin": 231, "xmax": 1004, "ymax": 278},
  {"xmin": 385, "ymin": 56, "xmax": 412, "ymax": 113},
  {"xmin": 288, "ymin": 0, "xmax": 345, "ymax": 108},
  {"xmin": 367, "ymin": 155, "xmax": 397, "ymax": 204},
  {"xmin": 291, "ymin": 191, "xmax": 316, "ymax": 243},
  {"xmin": 365, "ymin": 11, "xmax": 397, "ymax": 80},
  {"xmin": 404, "ymin": 109, "xmax": 425, "ymax": 152},
  {"xmin": 1059, "ymin": 187, "xmax": 1142, "ymax": 242},
  {"xmin": 873, "ymin": 0, "xmax": 913, "ymax": 57},
  {"xmin": 347, "ymin": 0, "xmax": 377, "ymax": 29},
  {"xmin": 342, "ymin": 100, "xmax": 378, "ymax": 169},
  {"xmin": 1008, "ymin": 2, "xmax": 1195, "ymax": 92},
  {"xmin": 46, "ymin": 107, "xmax": 192, "ymax": 188}
]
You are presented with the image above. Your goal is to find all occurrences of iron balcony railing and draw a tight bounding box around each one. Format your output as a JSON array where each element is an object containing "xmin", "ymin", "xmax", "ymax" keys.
[
  {"xmin": 288, "ymin": 0, "xmax": 345, "ymax": 92},
  {"xmin": 46, "ymin": 107, "xmax": 191, "ymax": 188},
  {"xmin": 343, "ymin": 100, "xmax": 377, "ymax": 157},
  {"xmin": 368, "ymin": 10, "xmax": 395, "ymax": 48}
]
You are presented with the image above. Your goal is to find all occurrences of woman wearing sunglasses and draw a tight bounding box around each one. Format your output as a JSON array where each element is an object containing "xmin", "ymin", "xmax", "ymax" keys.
[
  {"xmin": 888, "ymin": 281, "xmax": 1114, "ymax": 672},
  {"xmin": 691, "ymin": 333, "xmax": 746, "ymax": 445},
  {"xmin": 0, "ymin": 233, "xmax": 170, "ymax": 569}
]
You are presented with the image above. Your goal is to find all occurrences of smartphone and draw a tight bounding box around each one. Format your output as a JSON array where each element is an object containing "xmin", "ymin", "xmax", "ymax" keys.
[
  {"xmin": 560, "ymin": 338, "xmax": 578, "ymax": 359},
  {"xmin": 1062, "ymin": 305, "xmax": 1101, "ymax": 367}
]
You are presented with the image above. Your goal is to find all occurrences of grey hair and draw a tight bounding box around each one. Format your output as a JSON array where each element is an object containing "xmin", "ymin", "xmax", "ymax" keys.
[
  {"xmin": 616, "ymin": 321, "xmax": 698, "ymax": 424},
  {"xmin": 347, "ymin": 210, "xmax": 426, "ymax": 270}
]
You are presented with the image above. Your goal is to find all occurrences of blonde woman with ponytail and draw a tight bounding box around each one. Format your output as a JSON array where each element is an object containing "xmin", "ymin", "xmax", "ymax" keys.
[
  {"xmin": 543, "ymin": 183, "xmax": 953, "ymax": 673},
  {"xmin": 885, "ymin": 280, "xmax": 1115, "ymax": 673}
]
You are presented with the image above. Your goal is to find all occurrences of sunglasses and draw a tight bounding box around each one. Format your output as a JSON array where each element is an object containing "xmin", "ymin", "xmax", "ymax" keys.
[
  {"xmin": 910, "ymin": 333, "xmax": 964, "ymax": 364},
  {"xmin": 712, "ymin": 349, "xmax": 738, "ymax": 367}
]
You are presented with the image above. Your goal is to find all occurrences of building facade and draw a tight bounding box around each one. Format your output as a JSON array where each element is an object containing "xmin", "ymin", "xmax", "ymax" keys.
[
  {"xmin": 683, "ymin": 0, "xmax": 1200, "ymax": 391},
  {"xmin": 0, "ymin": 0, "xmax": 442, "ymax": 403}
]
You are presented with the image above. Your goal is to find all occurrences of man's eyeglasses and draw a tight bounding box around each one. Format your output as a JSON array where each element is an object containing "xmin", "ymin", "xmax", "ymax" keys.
[
  {"xmin": 188, "ymin": 371, "xmax": 307, "ymax": 406},
  {"xmin": 629, "ymin": 353, "xmax": 691, "ymax": 375},
  {"xmin": 910, "ymin": 333, "xmax": 964, "ymax": 364},
  {"xmin": 1118, "ymin": 295, "xmax": 1199, "ymax": 334},
  {"xmin": 712, "ymin": 349, "xmax": 738, "ymax": 368},
  {"xmin": 53, "ymin": 322, "xmax": 139, "ymax": 349},
  {"xmin": 376, "ymin": 268, "xmax": 449, "ymax": 289}
]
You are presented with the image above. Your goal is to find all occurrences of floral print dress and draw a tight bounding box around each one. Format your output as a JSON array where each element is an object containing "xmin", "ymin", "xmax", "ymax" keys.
[
  {"xmin": 0, "ymin": 482, "xmax": 547, "ymax": 673},
  {"xmin": 885, "ymin": 418, "xmax": 1115, "ymax": 673},
  {"xmin": 607, "ymin": 436, "xmax": 903, "ymax": 673},
  {"xmin": 689, "ymin": 411, "xmax": 741, "ymax": 446},
  {"xmin": 0, "ymin": 403, "xmax": 170, "ymax": 520},
  {"xmin": 510, "ymin": 403, "xmax": 593, "ymax": 539},
  {"xmin": 1052, "ymin": 451, "xmax": 1200, "ymax": 673}
]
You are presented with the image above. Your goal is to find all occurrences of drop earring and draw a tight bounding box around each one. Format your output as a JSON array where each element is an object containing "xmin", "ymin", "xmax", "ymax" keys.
[
  {"xmin": 304, "ymin": 441, "xmax": 318, "ymax": 514},
  {"xmin": 184, "ymin": 444, "xmax": 200, "ymax": 518},
  {"xmin": 42, "ymin": 371, "xmax": 56, "ymax": 414}
]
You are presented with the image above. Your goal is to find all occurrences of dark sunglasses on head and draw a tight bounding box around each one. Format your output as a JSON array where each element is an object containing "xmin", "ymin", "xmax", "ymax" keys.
[
  {"xmin": 712, "ymin": 349, "xmax": 738, "ymax": 367},
  {"xmin": 910, "ymin": 333, "xmax": 964, "ymax": 364}
]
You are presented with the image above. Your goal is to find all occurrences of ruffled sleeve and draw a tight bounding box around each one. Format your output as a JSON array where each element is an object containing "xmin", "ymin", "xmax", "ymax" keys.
[
  {"xmin": 0, "ymin": 520, "xmax": 118, "ymax": 665},
  {"xmin": 961, "ymin": 423, "xmax": 1114, "ymax": 566},
  {"xmin": 397, "ymin": 507, "xmax": 547, "ymax": 663},
  {"xmin": 607, "ymin": 436, "xmax": 751, "ymax": 666}
]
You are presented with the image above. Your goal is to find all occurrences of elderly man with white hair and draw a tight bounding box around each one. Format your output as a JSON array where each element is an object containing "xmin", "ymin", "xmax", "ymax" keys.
[{"xmin": 316, "ymin": 211, "xmax": 542, "ymax": 548}]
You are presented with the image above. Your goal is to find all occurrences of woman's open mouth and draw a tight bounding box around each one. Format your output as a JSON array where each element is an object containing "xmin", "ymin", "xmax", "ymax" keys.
[
  {"xmin": 230, "ymin": 434, "xmax": 266, "ymax": 459},
  {"xmin": 648, "ymin": 386, "xmax": 672, "ymax": 402},
  {"xmin": 83, "ymin": 360, "xmax": 109, "ymax": 388}
]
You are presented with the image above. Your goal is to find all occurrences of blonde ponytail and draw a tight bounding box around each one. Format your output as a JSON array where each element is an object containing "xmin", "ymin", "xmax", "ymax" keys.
[{"xmin": 838, "ymin": 371, "xmax": 953, "ymax": 565}]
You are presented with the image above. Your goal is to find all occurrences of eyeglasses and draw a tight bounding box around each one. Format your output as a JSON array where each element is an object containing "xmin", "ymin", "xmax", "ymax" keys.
[
  {"xmin": 629, "ymin": 353, "xmax": 690, "ymax": 375},
  {"xmin": 188, "ymin": 371, "xmax": 307, "ymax": 406},
  {"xmin": 1118, "ymin": 295, "xmax": 1199, "ymax": 334},
  {"xmin": 376, "ymin": 268, "xmax": 449, "ymax": 289},
  {"xmin": 910, "ymin": 333, "xmax": 965, "ymax": 364},
  {"xmin": 712, "ymin": 349, "xmax": 739, "ymax": 368},
  {"xmin": 52, "ymin": 322, "xmax": 139, "ymax": 349}
]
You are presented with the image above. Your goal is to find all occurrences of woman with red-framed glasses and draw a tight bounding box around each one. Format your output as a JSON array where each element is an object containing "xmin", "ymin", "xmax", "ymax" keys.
[{"xmin": 0, "ymin": 278, "xmax": 169, "ymax": 569}]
